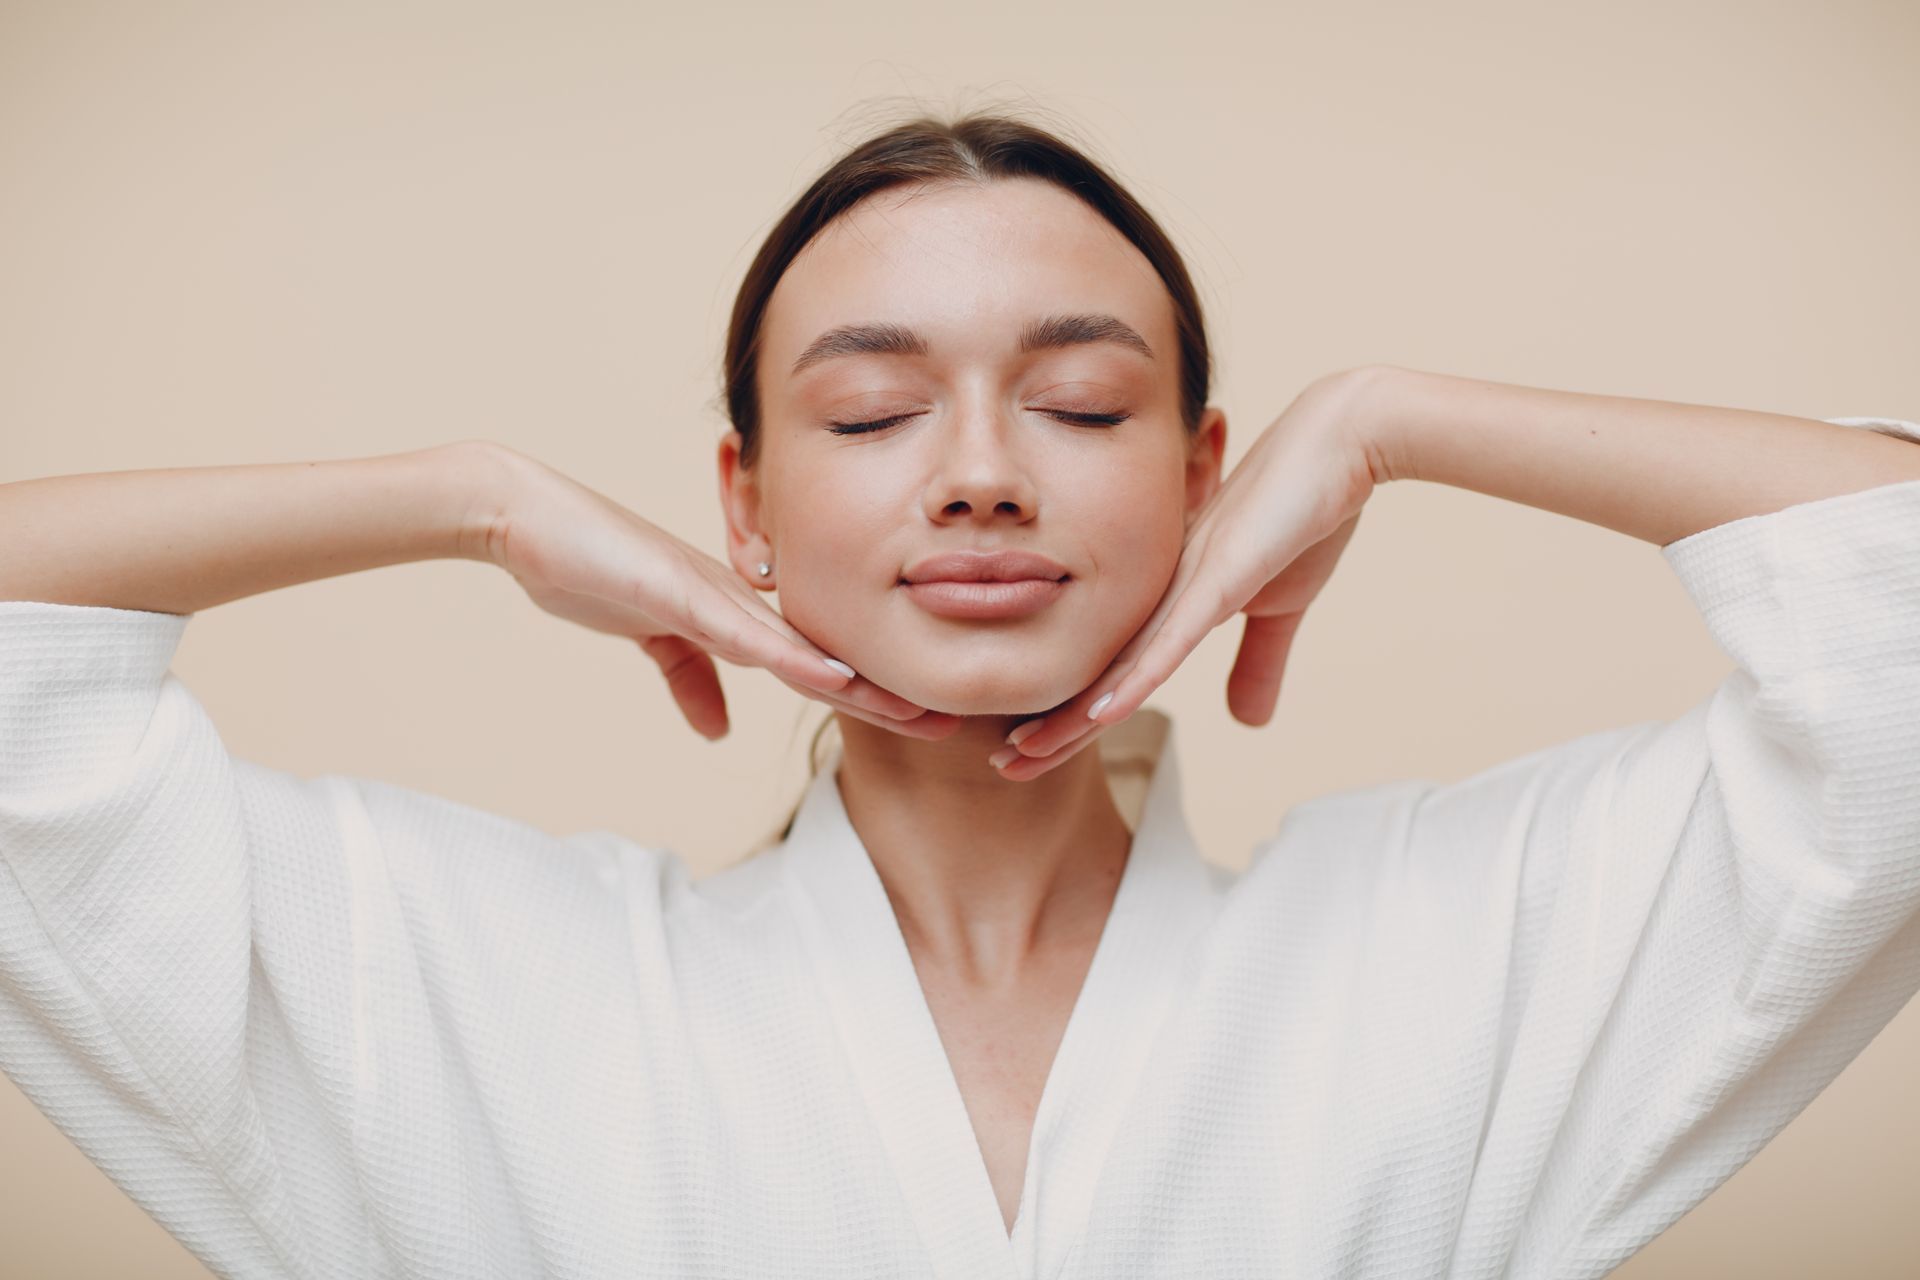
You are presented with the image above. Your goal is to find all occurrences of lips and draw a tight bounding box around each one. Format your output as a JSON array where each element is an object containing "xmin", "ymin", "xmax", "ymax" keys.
[
  {"xmin": 900, "ymin": 549, "xmax": 1071, "ymax": 585},
  {"xmin": 899, "ymin": 548, "xmax": 1072, "ymax": 620},
  {"xmin": 901, "ymin": 578, "xmax": 1067, "ymax": 620}
]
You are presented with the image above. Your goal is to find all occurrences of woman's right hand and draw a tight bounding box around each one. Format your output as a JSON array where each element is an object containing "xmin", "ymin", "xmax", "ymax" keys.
[{"xmin": 475, "ymin": 448, "xmax": 960, "ymax": 742}]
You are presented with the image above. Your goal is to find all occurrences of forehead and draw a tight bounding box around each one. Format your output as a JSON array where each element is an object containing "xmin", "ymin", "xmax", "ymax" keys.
[{"xmin": 761, "ymin": 177, "xmax": 1175, "ymax": 371}]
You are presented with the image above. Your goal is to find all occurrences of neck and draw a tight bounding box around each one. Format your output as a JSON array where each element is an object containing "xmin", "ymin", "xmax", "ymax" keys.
[{"xmin": 832, "ymin": 711, "xmax": 1134, "ymax": 985}]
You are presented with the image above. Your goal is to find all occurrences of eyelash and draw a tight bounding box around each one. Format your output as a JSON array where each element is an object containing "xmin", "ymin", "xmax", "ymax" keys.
[{"xmin": 825, "ymin": 409, "xmax": 1132, "ymax": 435}]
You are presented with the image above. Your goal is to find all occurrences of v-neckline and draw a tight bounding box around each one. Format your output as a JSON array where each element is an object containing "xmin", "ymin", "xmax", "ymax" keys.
[{"xmin": 778, "ymin": 710, "xmax": 1221, "ymax": 1280}]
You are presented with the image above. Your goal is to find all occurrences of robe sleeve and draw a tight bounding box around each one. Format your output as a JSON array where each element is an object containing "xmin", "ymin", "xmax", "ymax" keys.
[
  {"xmin": 1433, "ymin": 416, "xmax": 1920, "ymax": 1277},
  {"xmin": 0, "ymin": 599, "xmax": 650, "ymax": 1279}
]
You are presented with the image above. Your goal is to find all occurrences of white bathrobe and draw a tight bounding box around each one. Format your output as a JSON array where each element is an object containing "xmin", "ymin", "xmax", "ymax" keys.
[{"xmin": 3, "ymin": 416, "xmax": 1918, "ymax": 1280}]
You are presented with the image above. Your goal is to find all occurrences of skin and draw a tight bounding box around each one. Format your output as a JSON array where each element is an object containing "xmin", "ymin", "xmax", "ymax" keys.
[
  {"xmin": 715, "ymin": 176, "xmax": 1227, "ymax": 1230},
  {"xmin": 995, "ymin": 368, "xmax": 1920, "ymax": 776},
  {"xmin": 719, "ymin": 174, "xmax": 1227, "ymax": 971},
  {"xmin": 6, "ymin": 130, "xmax": 1909, "ymax": 1248},
  {"xmin": 709, "ymin": 174, "xmax": 1920, "ymax": 1234}
]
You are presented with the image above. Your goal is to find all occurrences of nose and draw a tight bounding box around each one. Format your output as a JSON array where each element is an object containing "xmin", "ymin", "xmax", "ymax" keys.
[{"xmin": 921, "ymin": 400, "xmax": 1040, "ymax": 526}]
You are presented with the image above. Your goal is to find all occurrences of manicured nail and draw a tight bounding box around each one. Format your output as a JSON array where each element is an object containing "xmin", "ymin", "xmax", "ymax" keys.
[
  {"xmin": 821, "ymin": 658, "xmax": 855, "ymax": 678},
  {"xmin": 988, "ymin": 746, "xmax": 1019, "ymax": 769},
  {"xmin": 1087, "ymin": 692, "xmax": 1114, "ymax": 719},
  {"xmin": 1006, "ymin": 720, "xmax": 1043, "ymax": 747}
]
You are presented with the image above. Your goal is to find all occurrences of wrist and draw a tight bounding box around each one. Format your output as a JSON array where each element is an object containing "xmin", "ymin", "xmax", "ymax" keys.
[
  {"xmin": 1313, "ymin": 363, "xmax": 1420, "ymax": 486},
  {"xmin": 439, "ymin": 439, "xmax": 536, "ymax": 565}
]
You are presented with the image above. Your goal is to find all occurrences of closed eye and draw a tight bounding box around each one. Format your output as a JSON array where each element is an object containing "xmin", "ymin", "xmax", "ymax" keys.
[{"xmin": 825, "ymin": 409, "xmax": 1132, "ymax": 436}]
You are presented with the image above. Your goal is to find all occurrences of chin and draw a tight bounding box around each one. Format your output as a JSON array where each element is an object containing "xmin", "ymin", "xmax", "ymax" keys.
[{"xmin": 850, "ymin": 653, "xmax": 1102, "ymax": 719}]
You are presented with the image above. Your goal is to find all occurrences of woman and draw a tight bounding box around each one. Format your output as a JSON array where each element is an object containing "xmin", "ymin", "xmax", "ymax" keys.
[{"xmin": 1, "ymin": 111, "xmax": 1917, "ymax": 1279}]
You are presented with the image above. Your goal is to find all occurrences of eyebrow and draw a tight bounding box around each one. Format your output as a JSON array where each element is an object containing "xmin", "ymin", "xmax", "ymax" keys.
[{"xmin": 787, "ymin": 311, "xmax": 1155, "ymax": 377}]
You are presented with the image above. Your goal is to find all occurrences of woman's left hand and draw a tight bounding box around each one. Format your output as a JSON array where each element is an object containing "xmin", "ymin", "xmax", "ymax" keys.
[{"xmin": 992, "ymin": 368, "xmax": 1387, "ymax": 780}]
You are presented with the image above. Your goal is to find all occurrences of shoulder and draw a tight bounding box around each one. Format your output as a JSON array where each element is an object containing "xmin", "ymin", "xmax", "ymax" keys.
[
  {"xmin": 1247, "ymin": 719, "xmax": 1660, "ymax": 880},
  {"xmin": 338, "ymin": 773, "xmax": 690, "ymax": 927},
  {"xmin": 685, "ymin": 845, "xmax": 785, "ymax": 915}
]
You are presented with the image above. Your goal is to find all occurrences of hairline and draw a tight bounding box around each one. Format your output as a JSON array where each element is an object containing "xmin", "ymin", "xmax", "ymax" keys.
[{"xmin": 788, "ymin": 311, "xmax": 1157, "ymax": 379}]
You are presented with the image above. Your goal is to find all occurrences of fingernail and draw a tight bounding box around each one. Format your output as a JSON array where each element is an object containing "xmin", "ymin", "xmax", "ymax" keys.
[
  {"xmin": 1006, "ymin": 720, "xmax": 1042, "ymax": 747},
  {"xmin": 988, "ymin": 746, "xmax": 1019, "ymax": 769},
  {"xmin": 821, "ymin": 658, "xmax": 855, "ymax": 679},
  {"xmin": 1087, "ymin": 692, "xmax": 1114, "ymax": 720}
]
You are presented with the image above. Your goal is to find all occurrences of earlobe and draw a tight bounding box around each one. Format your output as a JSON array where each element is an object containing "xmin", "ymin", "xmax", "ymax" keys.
[{"xmin": 717, "ymin": 430, "xmax": 774, "ymax": 587}]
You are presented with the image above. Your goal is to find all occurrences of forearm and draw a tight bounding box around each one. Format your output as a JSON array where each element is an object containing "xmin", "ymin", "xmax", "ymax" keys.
[
  {"xmin": 0, "ymin": 439, "xmax": 520, "ymax": 615},
  {"xmin": 1350, "ymin": 365, "xmax": 1920, "ymax": 546}
]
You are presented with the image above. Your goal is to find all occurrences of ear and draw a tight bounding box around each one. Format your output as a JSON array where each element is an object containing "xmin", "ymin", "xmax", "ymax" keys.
[
  {"xmin": 1183, "ymin": 406, "xmax": 1228, "ymax": 531},
  {"xmin": 717, "ymin": 429, "xmax": 775, "ymax": 590}
]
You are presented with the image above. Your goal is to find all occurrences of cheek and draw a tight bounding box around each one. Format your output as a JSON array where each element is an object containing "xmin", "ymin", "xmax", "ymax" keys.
[
  {"xmin": 1085, "ymin": 486, "xmax": 1189, "ymax": 629},
  {"xmin": 763, "ymin": 472, "xmax": 899, "ymax": 640},
  {"xmin": 760, "ymin": 442, "xmax": 1191, "ymax": 702}
]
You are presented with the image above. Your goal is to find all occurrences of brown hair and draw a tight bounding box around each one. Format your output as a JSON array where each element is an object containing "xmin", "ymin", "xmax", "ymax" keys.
[
  {"xmin": 719, "ymin": 105, "xmax": 1216, "ymax": 853},
  {"xmin": 723, "ymin": 109, "xmax": 1214, "ymax": 470}
]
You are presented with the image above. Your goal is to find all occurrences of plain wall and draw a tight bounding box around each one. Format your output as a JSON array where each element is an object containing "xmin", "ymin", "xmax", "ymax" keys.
[{"xmin": 2, "ymin": 0, "xmax": 1916, "ymax": 1274}]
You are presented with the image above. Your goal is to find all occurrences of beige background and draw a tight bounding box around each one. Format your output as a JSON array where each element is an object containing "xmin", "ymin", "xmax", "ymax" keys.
[{"xmin": 3, "ymin": 0, "xmax": 1917, "ymax": 1274}]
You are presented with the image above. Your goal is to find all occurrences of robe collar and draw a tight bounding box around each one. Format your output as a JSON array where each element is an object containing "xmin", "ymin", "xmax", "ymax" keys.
[{"xmin": 777, "ymin": 708, "xmax": 1222, "ymax": 1280}]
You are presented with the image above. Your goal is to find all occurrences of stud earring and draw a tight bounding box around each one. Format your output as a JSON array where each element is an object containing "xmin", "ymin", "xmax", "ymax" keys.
[{"xmin": 755, "ymin": 560, "xmax": 772, "ymax": 578}]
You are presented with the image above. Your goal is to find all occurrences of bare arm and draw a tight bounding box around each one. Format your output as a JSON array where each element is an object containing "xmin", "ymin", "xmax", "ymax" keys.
[
  {"xmin": 1353, "ymin": 365, "xmax": 1920, "ymax": 547},
  {"xmin": 0, "ymin": 440, "xmax": 518, "ymax": 615},
  {"xmin": 998, "ymin": 369, "xmax": 1920, "ymax": 765},
  {"xmin": 0, "ymin": 438, "xmax": 947, "ymax": 735}
]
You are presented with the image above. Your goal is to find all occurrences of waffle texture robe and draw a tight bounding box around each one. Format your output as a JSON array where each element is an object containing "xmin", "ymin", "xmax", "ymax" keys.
[{"xmin": 3, "ymin": 415, "xmax": 1919, "ymax": 1279}]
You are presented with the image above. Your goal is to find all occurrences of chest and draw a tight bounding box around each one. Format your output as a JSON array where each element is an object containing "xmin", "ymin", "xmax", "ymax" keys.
[{"xmin": 914, "ymin": 950, "xmax": 1096, "ymax": 1233}]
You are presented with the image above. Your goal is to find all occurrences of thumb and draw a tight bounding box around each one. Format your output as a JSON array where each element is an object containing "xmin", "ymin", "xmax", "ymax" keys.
[{"xmin": 637, "ymin": 633, "xmax": 730, "ymax": 739}]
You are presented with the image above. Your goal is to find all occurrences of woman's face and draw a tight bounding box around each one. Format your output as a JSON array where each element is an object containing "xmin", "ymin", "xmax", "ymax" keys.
[{"xmin": 721, "ymin": 176, "xmax": 1226, "ymax": 717}]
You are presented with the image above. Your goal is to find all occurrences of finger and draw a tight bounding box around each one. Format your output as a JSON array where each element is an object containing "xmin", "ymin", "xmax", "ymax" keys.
[
  {"xmin": 998, "ymin": 649, "xmax": 1126, "ymax": 761},
  {"xmin": 771, "ymin": 671, "xmax": 966, "ymax": 740},
  {"xmin": 1089, "ymin": 571, "xmax": 1234, "ymax": 727},
  {"xmin": 684, "ymin": 585, "xmax": 925, "ymax": 721},
  {"xmin": 638, "ymin": 634, "xmax": 730, "ymax": 739},
  {"xmin": 1224, "ymin": 610, "xmax": 1304, "ymax": 727},
  {"xmin": 1011, "ymin": 562, "xmax": 1219, "ymax": 761},
  {"xmin": 703, "ymin": 575, "xmax": 876, "ymax": 689},
  {"xmin": 685, "ymin": 586, "xmax": 856, "ymax": 692},
  {"xmin": 691, "ymin": 577, "xmax": 930, "ymax": 721},
  {"xmin": 993, "ymin": 720, "xmax": 1111, "ymax": 782},
  {"xmin": 1006, "ymin": 527, "xmax": 1219, "ymax": 760},
  {"xmin": 845, "ymin": 704, "xmax": 967, "ymax": 740}
]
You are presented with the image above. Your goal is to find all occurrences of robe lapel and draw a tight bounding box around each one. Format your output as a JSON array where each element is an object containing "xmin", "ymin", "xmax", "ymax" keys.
[
  {"xmin": 1008, "ymin": 710, "xmax": 1221, "ymax": 1280},
  {"xmin": 779, "ymin": 709, "xmax": 1221, "ymax": 1280}
]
